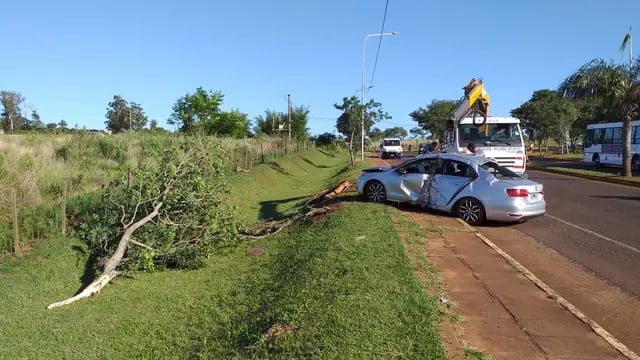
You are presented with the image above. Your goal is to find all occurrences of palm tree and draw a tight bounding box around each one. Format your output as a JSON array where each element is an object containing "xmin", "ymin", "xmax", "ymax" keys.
[{"xmin": 559, "ymin": 58, "xmax": 640, "ymax": 176}]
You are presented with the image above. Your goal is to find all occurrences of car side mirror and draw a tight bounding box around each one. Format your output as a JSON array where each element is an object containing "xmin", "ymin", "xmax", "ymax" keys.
[{"xmin": 397, "ymin": 168, "xmax": 407, "ymax": 175}]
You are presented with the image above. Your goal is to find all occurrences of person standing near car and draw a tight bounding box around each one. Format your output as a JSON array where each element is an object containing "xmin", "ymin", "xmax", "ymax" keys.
[{"xmin": 466, "ymin": 142, "xmax": 484, "ymax": 156}]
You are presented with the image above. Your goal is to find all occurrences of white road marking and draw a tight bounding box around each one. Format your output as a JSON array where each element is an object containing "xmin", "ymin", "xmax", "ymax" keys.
[{"xmin": 546, "ymin": 214, "xmax": 640, "ymax": 256}]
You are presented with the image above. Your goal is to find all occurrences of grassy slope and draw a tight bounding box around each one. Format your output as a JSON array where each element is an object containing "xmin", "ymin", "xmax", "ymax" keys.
[{"xmin": 0, "ymin": 148, "xmax": 445, "ymax": 359}]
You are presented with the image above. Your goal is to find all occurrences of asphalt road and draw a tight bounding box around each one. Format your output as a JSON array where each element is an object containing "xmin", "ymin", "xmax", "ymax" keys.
[
  {"xmin": 384, "ymin": 152, "xmax": 640, "ymax": 297},
  {"xmin": 513, "ymin": 170, "xmax": 640, "ymax": 296}
]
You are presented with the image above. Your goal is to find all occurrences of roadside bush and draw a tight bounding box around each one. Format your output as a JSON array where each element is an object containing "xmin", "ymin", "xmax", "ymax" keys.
[{"xmin": 19, "ymin": 203, "xmax": 60, "ymax": 241}]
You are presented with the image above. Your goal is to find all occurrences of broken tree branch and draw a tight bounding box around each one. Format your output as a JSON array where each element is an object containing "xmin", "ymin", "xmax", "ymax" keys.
[
  {"xmin": 47, "ymin": 201, "xmax": 163, "ymax": 309},
  {"xmin": 130, "ymin": 239, "xmax": 154, "ymax": 251}
]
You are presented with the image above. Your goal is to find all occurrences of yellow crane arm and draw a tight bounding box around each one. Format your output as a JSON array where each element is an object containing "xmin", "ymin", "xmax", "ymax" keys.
[{"xmin": 452, "ymin": 78, "xmax": 490, "ymax": 123}]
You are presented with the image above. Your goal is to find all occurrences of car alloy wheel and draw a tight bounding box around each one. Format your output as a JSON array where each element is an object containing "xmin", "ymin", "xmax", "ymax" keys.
[
  {"xmin": 366, "ymin": 181, "xmax": 386, "ymax": 203},
  {"xmin": 456, "ymin": 198, "xmax": 485, "ymax": 226}
]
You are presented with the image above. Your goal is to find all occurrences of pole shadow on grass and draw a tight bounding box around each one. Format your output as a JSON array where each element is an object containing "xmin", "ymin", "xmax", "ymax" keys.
[
  {"xmin": 301, "ymin": 157, "xmax": 332, "ymax": 168},
  {"xmin": 317, "ymin": 149, "xmax": 336, "ymax": 157},
  {"xmin": 259, "ymin": 195, "xmax": 311, "ymax": 220},
  {"xmin": 268, "ymin": 162, "xmax": 292, "ymax": 176}
]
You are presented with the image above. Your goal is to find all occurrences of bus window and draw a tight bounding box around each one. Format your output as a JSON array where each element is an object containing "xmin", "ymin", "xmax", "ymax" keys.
[
  {"xmin": 612, "ymin": 127, "xmax": 623, "ymax": 144},
  {"xmin": 634, "ymin": 126, "xmax": 640, "ymax": 144},
  {"xmin": 603, "ymin": 128, "xmax": 614, "ymax": 144},
  {"xmin": 585, "ymin": 129, "xmax": 594, "ymax": 147},
  {"xmin": 594, "ymin": 128, "xmax": 605, "ymax": 144}
]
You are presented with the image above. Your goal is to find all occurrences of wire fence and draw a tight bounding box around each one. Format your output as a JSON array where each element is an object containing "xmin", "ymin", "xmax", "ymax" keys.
[{"xmin": 223, "ymin": 138, "xmax": 315, "ymax": 170}]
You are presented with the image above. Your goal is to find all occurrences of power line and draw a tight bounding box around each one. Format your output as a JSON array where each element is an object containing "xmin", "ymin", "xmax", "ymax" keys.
[{"xmin": 369, "ymin": 0, "xmax": 390, "ymax": 87}]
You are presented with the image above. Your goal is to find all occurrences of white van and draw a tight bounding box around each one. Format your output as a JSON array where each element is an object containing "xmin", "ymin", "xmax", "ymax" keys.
[{"xmin": 380, "ymin": 138, "xmax": 403, "ymax": 159}]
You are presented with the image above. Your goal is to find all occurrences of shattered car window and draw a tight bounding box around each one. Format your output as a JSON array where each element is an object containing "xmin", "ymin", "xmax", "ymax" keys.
[{"xmin": 479, "ymin": 161, "xmax": 523, "ymax": 180}]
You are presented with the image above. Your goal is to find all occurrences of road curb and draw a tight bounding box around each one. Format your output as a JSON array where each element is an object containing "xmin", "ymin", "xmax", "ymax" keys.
[
  {"xmin": 455, "ymin": 218, "xmax": 640, "ymax": 360},
  {"xmin": 529, "ymin": 166, "xmax": 640, "ymax": 188}
]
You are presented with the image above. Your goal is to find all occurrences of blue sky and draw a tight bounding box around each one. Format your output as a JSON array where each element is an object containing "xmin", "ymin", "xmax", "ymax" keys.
[{"xmin": 1, "ymin": 0, "xmax": 639, "ymax": 135}]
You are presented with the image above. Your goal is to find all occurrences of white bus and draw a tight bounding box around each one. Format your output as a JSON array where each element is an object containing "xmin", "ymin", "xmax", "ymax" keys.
[
  {"xmin": 444, "ymin": 117, "xmax": 527, "ymax": 174},
  {"xmin": 583, "ymin": 121, "xmax": 640, "ymax": 170}
]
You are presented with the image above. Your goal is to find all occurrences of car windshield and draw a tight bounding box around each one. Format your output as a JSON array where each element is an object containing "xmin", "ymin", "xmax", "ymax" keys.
[
  {"xmin": 383, "ymin": 140, "xmax": 401, "ymax": 146},
  {"xmin": 479, "ymin": 160, "xmax": 523, "ymax": 180},
  {"xmin": 391, "ymin": 157, "xmax": 417, "ymax": 169},
  {"xmin": 459, "ymin": 123, "xmax": 523, "ymax": 146}
]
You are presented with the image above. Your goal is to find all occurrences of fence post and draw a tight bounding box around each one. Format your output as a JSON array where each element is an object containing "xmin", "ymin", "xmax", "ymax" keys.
[
  {"xmin": 61, "ymin": 183, "xmax": 67, "ymax": 236},
  {"xmin": 260, "ymin": 143, "xmax": 265, "ymax": 163},
  {"xmin": 244, "ymin": 147, "xmax": 248, "ymax": 169},
  {"xmin": 10, "ymin": 188, "xmax": 20, "ymax": 256}
]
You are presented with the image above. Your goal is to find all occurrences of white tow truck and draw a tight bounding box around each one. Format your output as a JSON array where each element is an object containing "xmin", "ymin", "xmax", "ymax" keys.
[{"xmin": 443, "ymin": 79, "xmax": 527, "ymax": 175}]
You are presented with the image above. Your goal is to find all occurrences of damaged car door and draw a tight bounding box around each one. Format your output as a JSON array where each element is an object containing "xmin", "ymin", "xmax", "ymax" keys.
[
  {"xmin": 424, "ymin": 159, "xmax": 476, "ymax": 210},
  {"xmin": 391, "ymin": 158, "xmax": 440, "ymax": 203}
]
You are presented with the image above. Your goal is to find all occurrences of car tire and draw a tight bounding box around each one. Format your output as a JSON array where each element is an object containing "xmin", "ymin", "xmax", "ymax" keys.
[
  {"xmin": 455, "ymin": 197, "xmax": 485, "ymax": 226},
  {"xmin": 632, "ymin": 155, "xmax": 640, "ymax": 172},
  {"xmin": 365, "ymin": 181, "xmax": 387, "ymax": 203}
]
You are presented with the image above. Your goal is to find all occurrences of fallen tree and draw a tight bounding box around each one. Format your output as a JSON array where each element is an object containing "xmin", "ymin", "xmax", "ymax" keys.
[
  {"xmin": 239, "ymin": 180, "xmax": 354, "ymax": 239},
  {"xmin": 48, "ymin": 138, "xmax": 239, "ymax": 309}
]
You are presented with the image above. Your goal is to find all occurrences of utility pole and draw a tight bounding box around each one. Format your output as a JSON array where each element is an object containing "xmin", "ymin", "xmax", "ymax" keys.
[{"xmin": 287, "ymin": 94, "xmax": 292, "ymax": 140}]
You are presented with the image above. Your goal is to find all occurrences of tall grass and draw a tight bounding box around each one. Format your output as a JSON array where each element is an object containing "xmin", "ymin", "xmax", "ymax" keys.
[{"xmin": 0, "ymin": 133, "xmax": 315, "ymax": 255}]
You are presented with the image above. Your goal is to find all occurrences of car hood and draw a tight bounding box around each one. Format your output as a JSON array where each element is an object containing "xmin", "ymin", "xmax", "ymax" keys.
[{"xmin": 362, "ymin": 166, "xmax": 391, "ymax": 173}]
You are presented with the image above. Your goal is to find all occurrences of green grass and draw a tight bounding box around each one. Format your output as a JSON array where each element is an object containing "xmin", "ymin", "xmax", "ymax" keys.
[
  {"xmin": 463, "ymin": 346, "xmax": 488, "ymax": 360},
  {"xmin": 0, "ymin": 148, "xmax": 447, "ymax": 359},
  {"xmin": 544, "ymin": 166, "xmax": 640, "ymax": 183},
  {"xmin": 529, "ymin": 152, "xmax": 583, "ymax": 160},
  {"xmin": 230, "ymin": 148, "xmax": 364, "ymax": 226}
]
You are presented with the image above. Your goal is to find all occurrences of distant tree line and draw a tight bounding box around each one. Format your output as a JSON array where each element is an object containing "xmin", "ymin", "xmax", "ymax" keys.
[{"xmin": 0, "ymin": 87, "xmax": 311, "ymax": 140}]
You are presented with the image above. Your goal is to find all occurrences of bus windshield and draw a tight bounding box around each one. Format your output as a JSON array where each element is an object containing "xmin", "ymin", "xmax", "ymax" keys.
[{"xmin": 459, "ymin": 123, "xmax": 522, "ymax": 147}]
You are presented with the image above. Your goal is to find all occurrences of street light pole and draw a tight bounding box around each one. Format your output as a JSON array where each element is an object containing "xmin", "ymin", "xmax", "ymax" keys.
[{"xmin": 361, "ymin": 32, "xmax": 398, "ymax": 162}]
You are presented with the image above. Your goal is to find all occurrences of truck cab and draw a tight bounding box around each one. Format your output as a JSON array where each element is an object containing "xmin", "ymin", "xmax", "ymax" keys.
[{"xmin": 380, "ymin": 138, "xmax": 403, "ymax": 159}]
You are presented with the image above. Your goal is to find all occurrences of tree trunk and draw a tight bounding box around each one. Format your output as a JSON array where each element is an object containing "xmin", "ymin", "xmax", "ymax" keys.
[
  {"xmin": 349, "ymin": 130, "xmax": 356, "ymax": 166},
  {"xmin": 47, "ymin": 201, "xmax": 163, "ymax": 309},
  {"xmin": 622, "ymin": 116, "xmax": 633, "ymax": 177}
]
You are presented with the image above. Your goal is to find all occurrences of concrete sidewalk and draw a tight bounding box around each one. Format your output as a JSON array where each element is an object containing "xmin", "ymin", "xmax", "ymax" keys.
[{"xmin": 405, "ymin": 211, "xmax": 626, "ymax": 360}]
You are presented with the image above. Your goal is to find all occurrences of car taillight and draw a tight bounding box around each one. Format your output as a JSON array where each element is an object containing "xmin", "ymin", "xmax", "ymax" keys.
[
  {"xmin": 540, "ymin": 189, "xmax": 544, "ymax": 195},
  {"xmin": 507, "ymin": 188, "xmax": 529, "ymax": 197}
]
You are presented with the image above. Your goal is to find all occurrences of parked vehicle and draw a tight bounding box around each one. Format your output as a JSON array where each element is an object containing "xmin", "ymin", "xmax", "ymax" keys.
[
  {"xmin": 356, "ymin": 153, "xmax": 545, "ymax": 225},
  {"xmin": 380, "ymin": 138, "xmax": 403, "ymax": 159},
  {"xmin": 583, "ymin": 120, "xmax": 640, "ymax": 170}
]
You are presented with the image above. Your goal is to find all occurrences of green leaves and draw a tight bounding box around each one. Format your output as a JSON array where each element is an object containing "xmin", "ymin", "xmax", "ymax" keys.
[
  {"xmin": 334, "ymin": 96, "xmax": 390, "ymax": 141},
  {"xmin": 511, "ymin": 90, "xmax": 577, "ymax": 144},
  {"xmin": 168, "ymin": 87, "xmax": 253, "ymax": 138},
  {"xmin": 71, "ymin": 136, "xmax": 240, "ymax": 273},
  {"xmin": 104, "ymin": 95, "xmax": 148, "ymax": 133},
  {"xmin": 409, "ymin": 99, "xmax": 458, "ymax": 141}
]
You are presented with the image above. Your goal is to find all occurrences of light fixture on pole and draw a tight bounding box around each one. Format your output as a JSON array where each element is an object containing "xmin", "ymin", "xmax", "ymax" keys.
[{"xmin": 361, "ymin": 32, "xmax": 398, "ymax": 162}]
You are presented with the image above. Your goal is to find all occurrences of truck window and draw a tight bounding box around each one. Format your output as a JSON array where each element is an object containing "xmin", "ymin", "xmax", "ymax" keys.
[{"xmin": 383, "ymin": 140, "xmax": 401, "ymax": 146}]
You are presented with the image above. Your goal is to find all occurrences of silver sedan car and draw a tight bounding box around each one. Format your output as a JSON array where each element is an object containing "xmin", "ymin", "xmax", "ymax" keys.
[{"xmin": 356, "ymin": 153, "xmax": 545, "ymax": 225}]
